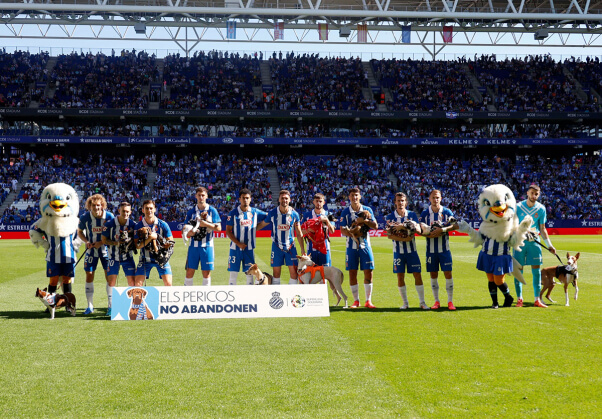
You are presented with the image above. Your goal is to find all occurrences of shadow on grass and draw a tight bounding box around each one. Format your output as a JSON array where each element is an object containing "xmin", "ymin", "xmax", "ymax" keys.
[
  {"xmin": 329, "ymin": 305, "xmax": 496, "ymax": 313},
  {"xmin": 0, "ymin": 309, "xmax": 112, "ymax": 320}
]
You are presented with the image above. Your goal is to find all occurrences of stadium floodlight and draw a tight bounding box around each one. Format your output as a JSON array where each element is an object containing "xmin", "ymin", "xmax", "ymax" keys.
[
  {"xmin": 134, "ymin": 22, "xmax": 146, "ymax": 34},
  {"xmin": 534, "ymin": 29, "xmax": 549, "ymax": 40}
]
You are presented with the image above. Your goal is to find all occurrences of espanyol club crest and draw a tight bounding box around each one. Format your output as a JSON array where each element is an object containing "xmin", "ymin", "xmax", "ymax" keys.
[
  {"xmin": 286, "ymin": 215, "xmax": 292, "ymax": 223},
  {"xmin": 269, "ymin": 292, "xmax": 284, "ymax": 309}
]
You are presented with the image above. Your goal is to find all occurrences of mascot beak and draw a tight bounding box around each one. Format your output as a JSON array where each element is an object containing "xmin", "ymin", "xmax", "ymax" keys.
[
  {"xmin": 49, "ymin": 199, "xmax": 68, "ymax": 212},
  {"xmin": 489, "ymin": 204, "xmax": 507, "ymax": 218}
]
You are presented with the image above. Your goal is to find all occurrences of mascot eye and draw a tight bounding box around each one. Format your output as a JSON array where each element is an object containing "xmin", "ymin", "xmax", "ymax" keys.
[
  {"xmin": 45, "ymin": 193, "xmax": 51, "ymax": 200},
  {"xmin": 483, "ymin": 199, "xmax": 490, "ymax": 206},
  {"xmin": 66, "ymin": 195, "xmax": 71, "ymax": 200}
]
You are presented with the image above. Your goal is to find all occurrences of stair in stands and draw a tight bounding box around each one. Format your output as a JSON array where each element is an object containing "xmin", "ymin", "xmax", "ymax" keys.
[
  {"xmin": 267, "ymin": 167, "xmax": 280, "ymax": 205},
  {"xmin": 362, "ymin": 61, "xmax": 388, "ymax": 111},
  {"xmin": 0, "ymin": 165, "xmax": 32, "ymax": 216},
  {"xmin": 144, "ymin": 166, "xmax": 157, "ymax": 200},
  {"xmin": 43, "ymin": 57, "xmax": 58, "ymax": 99}
]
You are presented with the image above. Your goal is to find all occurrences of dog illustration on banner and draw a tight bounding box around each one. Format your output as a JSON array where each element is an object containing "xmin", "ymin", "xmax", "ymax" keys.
[{"xmin": 127, "ymin": 288, "xmax": 154, "ymax": 320}]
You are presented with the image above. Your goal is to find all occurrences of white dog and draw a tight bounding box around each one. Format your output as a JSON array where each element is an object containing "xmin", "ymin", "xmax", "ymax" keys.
[{"xmin": 297, "ymin": 254, "xmax": 348, "ymax": 308}]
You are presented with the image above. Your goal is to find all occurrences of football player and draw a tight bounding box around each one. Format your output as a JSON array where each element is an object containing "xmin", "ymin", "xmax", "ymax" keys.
[{"xmin": 301, "ymin": 193, "xmax": 335, "ymax": 267}]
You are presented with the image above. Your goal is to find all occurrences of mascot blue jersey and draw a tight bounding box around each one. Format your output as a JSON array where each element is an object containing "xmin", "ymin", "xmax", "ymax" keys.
[{"xmin": 517, "ymin": 200, "xmax": 547, "ymax": 233}]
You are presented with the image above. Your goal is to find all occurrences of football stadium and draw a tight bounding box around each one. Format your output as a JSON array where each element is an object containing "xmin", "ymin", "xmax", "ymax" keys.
[{"xmin": 1, "ymin": 1, "xmax": 601, "ymax": 417}]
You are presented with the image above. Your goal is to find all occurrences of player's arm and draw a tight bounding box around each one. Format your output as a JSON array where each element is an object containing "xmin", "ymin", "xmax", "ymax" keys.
[
  {"xmin": 294, "ymin": 221, "xmax": 306, "ymax": 255},
  {"xmin": 102, "ymin": 227, "xmax": 119, "ymax": 246},
  {"xmin": 539, "ymin": 223, "xmax": 556, "ymax": 254},
  {"xmin": 361, "ymin": 212, "xmax": 378, "ymax": 230},
  {"xmin": 322, "ymin": 215, "xmax": 335, "ymax": 234},
  {"xmin": 78, "ymin": 228, "xmax": 94, "ymax": 249},
  {"xmin": 339, "ymin": 215, "xmax": 351, "ymax": 237},
  {"xmin": 226, "ymin": 225, "xmax": 247, "ymax": 250}
]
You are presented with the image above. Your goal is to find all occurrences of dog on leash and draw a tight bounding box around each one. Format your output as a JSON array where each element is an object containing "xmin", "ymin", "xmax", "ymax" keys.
[
  {"xmin": 297, "ymin": 254, "xmax": 348, "ymax": 308},
  {"xmin": 540, "ymin": 252, "xmax": 580, "ymax": 306},
  {"xmin": 245, "ymin": 264, "xmax": 273, "ymax": 285},
  {"xmin": 127, "ymin": 288, "xmax": 154, "ymax": 320},
  {"xmin": 36, "ymin": 287, "xmax": 76, "ymax": 319}
]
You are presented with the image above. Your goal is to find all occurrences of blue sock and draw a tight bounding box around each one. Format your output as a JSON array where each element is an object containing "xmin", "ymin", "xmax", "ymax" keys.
[
  {"xmin": 532, "ymin": 268, "xmax": 542, "ymax": 299},
  {"xmin": 514, "ymin": 272, "xmax": 523, "ymax": 298}
]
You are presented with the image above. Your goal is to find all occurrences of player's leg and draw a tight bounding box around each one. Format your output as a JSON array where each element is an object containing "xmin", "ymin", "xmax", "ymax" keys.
[
  {"xmin": 407, "ymin": 252, "xmax": 428, "ymax": 309},
  {"xmin": 185, "ymin": 245, "xmax": 200, "ymax": 286},
  {"xmin": 513, "ymin": 248, "xmax": 526, "ymax": 307},
  {"xmin": 494, "ymin": 274, "xmax": 513, "ymax": 307},
  {"xmin": 106, "ymin": 260, "xmax": 120, "ymax": 316},
  {"xmin": 285, "ymin": 247, "xmax": 299, "ymax": 284},
  {"xmin": 346, "ymin": 248, "xmax": 361, "ymax": 307},
  {"xmin": 200, "ymin": 245, "xmax": 215, "ymax": 286},
  {"xmin": 441, "ymin": 251, "xmax": 455, "ymax": 310},
  {"xmin": 271, "ymin": 243, "xmax": 285, "ymax": 284},
  {"xmin": 526, "ymin": 243, "xmax": 547, "ymax": 307},
  {"xmin": 243, "ymin": 250, "xmax": 256, "ymax": 284},
  {"xmin": 100, "ymin": 256, "xmax": 111, "ymax": 313},
  {"xmin": 83, "ymin": 255, "xmax": 99, "ymax": 314},
  {"xmin": 228, "ymin": 248, "xmax": 241, "ymax": 285},
  {"xmin": 134, "ymin": 261, "xmax": 148, "ymax": 287},
  {"xmin": 359, "ymin": 247, "xmax": 375, "ymax": 308},
  {"xmin": 426, "ymin": 252, "xmax": 440, "ymax": 309},
  {"xmin": 159, "ymin": 263, "xmax": 173, "ymax": 286},
  {"xmin": 487, "ymin": 273, "xmax": 499, "ymax": 308},
  {"xmin": 397, "ymin": 272, "xmax": 409, "ymax": 309}
]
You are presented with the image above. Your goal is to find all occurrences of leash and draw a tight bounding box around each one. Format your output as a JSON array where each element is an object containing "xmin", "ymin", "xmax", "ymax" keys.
[
  {"xmin": 530, "ymin": 236, "xmax": 564, "ymax": 265},
  {"xmin": 74, "ymin": 247, "xmax": 87, "ymax": 268}
]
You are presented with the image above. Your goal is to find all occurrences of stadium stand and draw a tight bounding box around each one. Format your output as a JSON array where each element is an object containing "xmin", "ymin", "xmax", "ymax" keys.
[{"xmin": 0, "ymin": 51, "xmax": 49, "ymax": 108}]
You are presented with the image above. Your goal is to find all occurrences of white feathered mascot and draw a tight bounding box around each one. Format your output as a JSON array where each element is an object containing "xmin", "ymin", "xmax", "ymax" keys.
[
  {"xmin": 457, "ymin": 184, "xmax": 532, "ymax": 308},
  {"xmin": 29, "ymin": 183, "xmax": 83, "ymax": 296}
]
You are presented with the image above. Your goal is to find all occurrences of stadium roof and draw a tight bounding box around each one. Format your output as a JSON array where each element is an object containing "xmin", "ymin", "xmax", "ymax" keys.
[{"xmin": 2, "ymin": 0, "xmax": 602, "ymax": 53}]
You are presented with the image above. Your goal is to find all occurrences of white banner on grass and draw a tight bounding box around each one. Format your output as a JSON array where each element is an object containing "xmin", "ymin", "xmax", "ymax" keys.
[{"xmin": 110, "ymin": 284, "xmax": 330, "ymax": 320}]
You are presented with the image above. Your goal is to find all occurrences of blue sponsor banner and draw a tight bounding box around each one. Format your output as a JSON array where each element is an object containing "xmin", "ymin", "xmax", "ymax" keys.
[{"xmin": 0, "ymin": 136, "xmax": 601, "ymax": 146}]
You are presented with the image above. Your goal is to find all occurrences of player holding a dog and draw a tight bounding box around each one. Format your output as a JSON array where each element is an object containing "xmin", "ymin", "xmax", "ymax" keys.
[
  {"xmin": 514, "ymin": 183, "xmax": 556, "ymax": 308},
  {"xmin": 77, "ymin": 194, "xmax": 114, "ymax": 315},
  {"xmin": 340, "ymin": 187, "xmax": 377, "ymax": 308},
  {"xmin": 183, "ymin": 186, "xmax": 222, "ymax": 286},
  {"xmin": 135, "ymin": 199, "xmax": 174, "ymax": 286},
  {"xmin": 386, "ymin": 192, "xmax": 429, "ymax": 310},
  {"xmin": 419, "ymin": 189, "xmax": 459, "ymax": 311},
  {"xmin": 265, "ymin": 190, "xmax": 305, "ymax": 284},
  {"xmin": 225, "ymin": 188, "xmax": 268, "ymax": 285},
  {"xmin": 101, "ymin": 201, "xmax": 137, "ymax": 315},
  {"xmin": 301, "ymin": 193, "xmax": 335, "ymax": 267}
]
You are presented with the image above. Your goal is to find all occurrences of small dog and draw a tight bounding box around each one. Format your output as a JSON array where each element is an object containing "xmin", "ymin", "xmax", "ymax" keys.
[
  {"xmin": 137, "ymin": 227, "xmax": 175, "ymax": 268},
  {"xmin": 386, "ymin": 219, "xmax": 418, "ymax": 239},
  {"xmin": 127, "ymin": 288, "xmax": 154, "ymax": 320},
  {"xmin": 297, "ymin": 254, "xmax": 348, "ymax": 308},
  {"xmin": 118, "ymin": 228, "xmax": 137, "ymax": 256},
  {"xmin": 36, "ymin": 287, "xmax": 76, "ymax": 319},
  {"xmin": 341, "ymin": 210, "xmax": 372, "ymax": 246},
  {"xmin": 540, "ymin": 252, "xmax": 580, "ymax": 306},
  {"xmin": 245, "ymin": 264, "xmax": 273, "ymax": 285},
  {"xmin": 182, "ymin": 212, "xmax": 209, "ymax": 246}
]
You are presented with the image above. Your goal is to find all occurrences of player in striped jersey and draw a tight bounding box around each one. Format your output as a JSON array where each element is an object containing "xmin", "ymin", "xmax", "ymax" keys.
[
  {"xmin": 77, "ymin": 194, "xmax": 114, "ymax": 314},
  {"xmin": 225, "ymin": 188, "xmax": 268, "ymax": 285},
  {"xmin": 301, "ymin": 193, "xmax": 335, "ymax": 267},
  {"xmin": 183, "ymin": 186, "xmax": 222, "ymax": 286},
  {"xmin": 513, "ymin": 184, "xmax": 556, "ymax": 308},
  {"xmin": 419, "ymin": 189, "xmax": 459, "ymax": 311},
  {"xmin": 101, "ymin": 201, "xmax": 137, "ymax": 316},
  {"xmin": 385, "ymin": 192, "xmax": 429, "ymax": 310},
  {"xmin": 339, "ymin": 187, "xmax": 377, "ymax": 308},
  {"xmin": 134, "ymin": 199, "xmax": 174, "ymax": 286},
  {"xmin": 266, "ymin": 190, "xmax": 305, "ymax": 285}
]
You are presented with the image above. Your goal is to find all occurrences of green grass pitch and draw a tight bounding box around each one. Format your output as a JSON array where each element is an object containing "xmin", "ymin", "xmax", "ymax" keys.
[{"xmin": 1, "ymin": 236, "xmax": 600, "ymax": 417}]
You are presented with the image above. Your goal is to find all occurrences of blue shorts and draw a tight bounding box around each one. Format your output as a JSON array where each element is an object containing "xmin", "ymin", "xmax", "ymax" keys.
[
  {"xmin": 46, "ymin": 261, "xmax": 75, "ymax": 278},
  {"xmin": 426, "ymin": 250, "xmax": 453, "ymax": 272},
  {"xmin": 346, "ymin": 247, "xmax": 375, "ymax": 271},
  {"xmin": 228, "ymin": 248, "xmax": 255, "ymax": 272},
  {"xmin": 271, "ymin": 242, "xmax": 298, "ymax": 267},
  {"xmin": 84, "ymin": 253, "xmax": 109, "ymax": 272},
  {"xmin": 308, "ymin": 249, "xmax": 331, "ymax": 267},
  {"xmin": 107, "ymin": 258, "xmax": 137, "ymax": 277},
  {"xmin": 135, "ymin": 260, "xmax": 172, "ymax": 278},
  {"xmin": 186, "ymin": 245, "xmax": 215, "ymax": 271},
  {"xmin": 393, "ymin": 251, "xmax": 422, "ymax": 274},
  {"xmin": 477, "ymin": 252, "xmax": 513, "ymax": 275},
  {"xmin": 514, "ymin": 242, "xmax": 543, "ymax": 266}
]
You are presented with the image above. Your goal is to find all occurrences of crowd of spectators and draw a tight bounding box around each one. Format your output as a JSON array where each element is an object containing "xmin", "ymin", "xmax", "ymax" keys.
[
  {"xmin": 266, "ymin": 53, "xmax": 371, "ymax": 111},
  {"xmin": 472, "ymin": 54, "xmax": 599, "ymax": 112},
  {"xmin": 0, "ymin": 50, "xmax": 49, "ymax": 108},
  {"xmin": 44, "ymin": 50, "xmax": 159, "ymax": 109},
  {"xmin": 563, "ymin": 56, "xmax": 602, "ymax": 108},
  {"xmin": 372, "ymin": 58, "xmax": 483, "ymax": 112},
  {"xmin": 161, "ymin": 50, "xmax": 261, "ymax": 110},
  {"xmin": 1, "ymin": 156, "xmax": 25, "ymax": 208}
]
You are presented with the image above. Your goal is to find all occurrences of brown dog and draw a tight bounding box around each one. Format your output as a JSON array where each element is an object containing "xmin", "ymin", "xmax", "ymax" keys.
[
  {"xmin": 137, "ymin": 227, "xmax": 158, "ymax": 253},
  {"xmin": 244, "ymin": 264, "xmax": 273, "ymax": 285},
  {"xmin": 341, "ymin": 210, "xmax": 372, "ymax": 246},
  {"xmin": 36, "ymin": 287, "xmax": 76, "ymax": 319},
  {"xmin": 127, "ymin": 288, "xmax": 154, "ymax": 320},
  {"xmin": 540, "ymin": 252, "xmax": 580, "ymax": 306}
]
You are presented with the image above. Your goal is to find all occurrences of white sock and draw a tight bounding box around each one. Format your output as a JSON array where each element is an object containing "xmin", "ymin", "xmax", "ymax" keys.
[
  {"xmin": 350, "ymin": 284, "xmax": 360, "ymax": 302},
  {"xmin": 289, "ymin": 278, "xmax": 298, "ymax": 284},
  {"xmin": 202, "ymin": 276, "xmax": 211, "ymax": 286},
  {"xmin": 184, "ymin": 277, "xmax": 194, "ymax": 286},
  {"xmin": 272, "ymin": 277, "xmax": 281, "ymax": 285},
  {"xmin": 398, "ymin": 286, "xmax": 408, "ymax": 306},
  {"xmin": 246, "ymin": 275, "xmax": 254, "ymax": 285},
  {"xmin": 430, "ymin": 278, "xmax": 440, "ymax": 302},
  {"xmin": 364, "ymin": 283, "xmax": 373, "ymax": 302},
  {"xmin": 446, "ymin": 278, "xmax": 454, "ymax": 303},
  {"xmin": 229, "ymin": 272, "xmax": 238, "ymax": 285},
  {"xmin": 85, "ymin": 282, "xmax": 94, "ymax": 308},
  {"xmin": 106, "ymin": 283, "xmax": 112, "ymax": 308},
  {"xmin": 415, "ymin": 284, "xmax": 426, "ymax": 304}
]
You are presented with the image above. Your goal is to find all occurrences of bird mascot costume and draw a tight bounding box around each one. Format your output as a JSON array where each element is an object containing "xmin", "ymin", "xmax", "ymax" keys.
[
  {"xmin": 457, "ymin": 184, "xmax": 531, "ymax": 308},
  {"xmin": 29, "ymin": 183, "xmax": 82, "ymax": 296}
]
